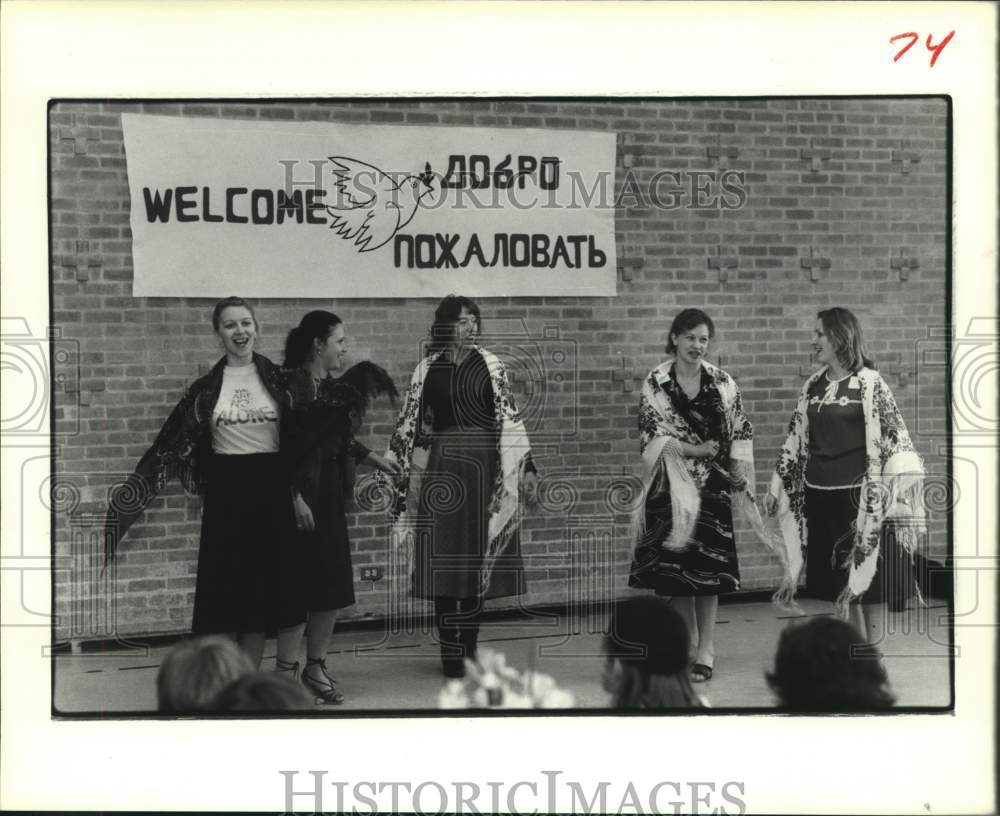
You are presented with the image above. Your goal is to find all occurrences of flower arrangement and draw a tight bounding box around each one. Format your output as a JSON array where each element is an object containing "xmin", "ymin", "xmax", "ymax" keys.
[{"xmin": 437, "ymin": 648, "xmax": 575, "ymax": 709}]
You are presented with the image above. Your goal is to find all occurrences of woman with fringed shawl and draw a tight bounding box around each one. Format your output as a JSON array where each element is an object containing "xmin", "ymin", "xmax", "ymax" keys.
[
  {"xmin": 104, "ymin": 297, "xmax": 394, "ymax": 673},
  {"xmin": 628, "ymin": 309, "xmax": 759, "ymax": 685},
  {"xmin": 381, "ymin": 295, "xmax": 538, "ymax": 678},
  {"xmin": 103, "ymin": 297, "xmax": 304, "ymax": 668},
  {"xmin": 764, "ymin": 307, "xmax": 926, "ymax": 642},
  {"xmin": 280, "ymin": 310, "xmax": 399, "ymax": 704}
]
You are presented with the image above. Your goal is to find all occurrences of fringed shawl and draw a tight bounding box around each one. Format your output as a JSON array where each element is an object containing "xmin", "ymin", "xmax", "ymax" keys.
[
  {"xmin": 103, "ymin": 356, "xmax": 396, "ymax": 564},
  {"xmin": 102, "ymin": 353, "xmax": 286, "ymax": 563},
  {"xmin": 769, "ymin": 366, "xmax": 926, "ymax": 615},
  {"xmin": 281, "ymin": 362, "xmax": 398, "ymax": 508},
  {"xmin": 380, "ymin": 345, "xmax": 532, "ymax": 595},
  {"xmin": 630, "ymin": 359, "xmax": 766, "ymax": 554}
]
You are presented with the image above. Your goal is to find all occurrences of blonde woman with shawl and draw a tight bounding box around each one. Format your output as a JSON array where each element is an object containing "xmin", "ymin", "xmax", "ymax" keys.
[
  {"xmin": 382, "ymin": 296, "xmax": 538, "ymax": 678},
  {"xmin": 628, "ymin": 309, "xmax": 757, "ymax": 684},
  {"xmin": 764, "ymin": 307, "xmax": 926, "ymax": 643}
]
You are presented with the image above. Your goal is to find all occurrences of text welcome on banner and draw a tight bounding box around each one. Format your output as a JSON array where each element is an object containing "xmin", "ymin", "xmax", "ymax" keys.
[{"xmin": 122, "ymin": 114, "xmax": 618, "ymax": 298}]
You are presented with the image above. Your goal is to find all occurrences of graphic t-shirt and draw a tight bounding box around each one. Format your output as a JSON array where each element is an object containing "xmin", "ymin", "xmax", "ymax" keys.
[
  {"xmin": 211, "ymin": 364, "xmax": 280, "ymax": 454},
  {"xmin": 805, "ymin": 373, "xmax": 866, "ymax": 488}
]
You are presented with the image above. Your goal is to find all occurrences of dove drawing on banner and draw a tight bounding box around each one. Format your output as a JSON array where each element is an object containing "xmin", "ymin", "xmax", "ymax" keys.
[{"xmin": 325, "ymin": 157, "xmax": 437, "ymax": 252}]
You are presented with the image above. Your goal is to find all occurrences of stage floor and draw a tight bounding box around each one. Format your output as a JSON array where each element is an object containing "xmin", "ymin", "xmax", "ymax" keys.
[{"xmin": 53, "ymin": 598, "xmax": 953, "ymax": 715}]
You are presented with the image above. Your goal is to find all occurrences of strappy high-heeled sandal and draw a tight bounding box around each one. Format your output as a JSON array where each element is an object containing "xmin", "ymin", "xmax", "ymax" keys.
[
  {"xmin": 275, "ymin": 657, "xmax": 300, "ymax": 678},
  {"xmin": 690, "ymin": 663, "xmax": 714, "ymax": 683},
  {"xmin": 301, "ymin": 657, "xmax": 345, "ymax": 705}
]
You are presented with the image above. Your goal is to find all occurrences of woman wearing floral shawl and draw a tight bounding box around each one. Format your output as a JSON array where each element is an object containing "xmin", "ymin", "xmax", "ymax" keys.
[
  {"xmin": 628, "ymin": 309, "xmax": 759, "ymax": 684},
  {"xmin": 381, "ymin": 295, "xmax": 537, "ymax": 678},
  {"xmin": 764, "ymin": 307, "xmax": 926, "ymax": 639}
]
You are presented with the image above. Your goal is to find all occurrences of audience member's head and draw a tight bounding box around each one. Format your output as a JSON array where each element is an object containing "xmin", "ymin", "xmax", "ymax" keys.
[
  {"xmin": 767, "ymin": 616, "xmax": 896, "ymax": 711},
  {"xmin": 212, "ymin": 672, "xmax": 315, "ymax": 712},
  {"xmin": 157, "ymin": 635, "xmax": 254, "ymax": 713},
  {"xmin": 603, "ymin": 596, "xmax": 704, "ymax": 709}
]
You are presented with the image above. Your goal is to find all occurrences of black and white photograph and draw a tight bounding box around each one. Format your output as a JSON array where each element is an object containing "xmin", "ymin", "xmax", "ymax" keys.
[
  {"xmin": 2, "ymin": 2, "xmax": 996, "ymax": 814},
  {"xmin": 47, "ymin": 95, "xmax": 953, "ymax": 716}
]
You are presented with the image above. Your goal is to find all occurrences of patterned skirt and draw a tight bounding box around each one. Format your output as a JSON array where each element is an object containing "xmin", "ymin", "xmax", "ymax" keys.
[{"xmin": 628, "ymin": 468, "xmax": 741, "ymax": 596}]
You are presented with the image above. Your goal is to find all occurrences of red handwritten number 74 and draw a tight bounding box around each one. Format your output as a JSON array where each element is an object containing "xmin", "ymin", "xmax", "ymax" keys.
[{"xmin": 891, "ymin": 31, "xmax": 955, "ymax": 67}]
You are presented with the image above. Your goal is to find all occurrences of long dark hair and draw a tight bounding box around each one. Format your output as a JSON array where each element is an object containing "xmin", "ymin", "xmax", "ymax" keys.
[
  {"xmin": 428, "ymin": 294, "xmax": 482, "ymax": 354},
  {"xmin": 665, "ymin": 308, "xmax": 715, "ymax": 356},
  {"xmin": 283, "ymin": 310, "xmax": 343, "ymax": 368},
  {"xmin": 211, "ymin": 296, "xmax": 258, "ymax": 332},
  {"xmin": 818, "ymin": 307, "xmax": 876, "ymax": 372},
  {"xmin": 766, "ymin": 617, "xmax": 896, "ymax": 711}
]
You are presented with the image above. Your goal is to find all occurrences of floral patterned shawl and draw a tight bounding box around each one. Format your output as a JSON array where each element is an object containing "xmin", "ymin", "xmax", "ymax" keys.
[
  {"xmin": 769, "ymin": 366, "xmax": 926, "ymax": 614},
  {"xmin": 380, "ymin": 344, "xmax": 532, "ymax": 594},
  {"xmin": 631, "ymin": 359, "xmax": 764, "ymax": 553}
]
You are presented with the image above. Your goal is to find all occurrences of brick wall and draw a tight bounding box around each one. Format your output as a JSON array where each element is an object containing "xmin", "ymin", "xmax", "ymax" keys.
[{"xmin": 49, "ymin": 98, "xmax": 950, "ymax": 643}]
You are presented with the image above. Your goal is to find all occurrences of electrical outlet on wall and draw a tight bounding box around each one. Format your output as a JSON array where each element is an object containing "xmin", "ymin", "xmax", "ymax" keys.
[{"xmin": 360, "ymin": 566, "xmax": 383, "ymax": 582}]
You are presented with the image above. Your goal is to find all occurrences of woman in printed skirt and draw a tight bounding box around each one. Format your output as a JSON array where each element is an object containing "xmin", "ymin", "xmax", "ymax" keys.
[
  {"xmin": 764, "ymin": 307, "xmax": 926, "ymax": 642},
  {"xmin": 382, "ymin": 295, "xmax": 538, "ymax": 678},
  {"xmin": 628, "ymin": 308, "xmax": 759, "ymax": 684},
  {"xmin": 279, "ymin": 310, "xmax": 399, "ymax": 704},
  {"xmin": 104, "ymin": 297, "xmax": 305, "ymax": 667}
]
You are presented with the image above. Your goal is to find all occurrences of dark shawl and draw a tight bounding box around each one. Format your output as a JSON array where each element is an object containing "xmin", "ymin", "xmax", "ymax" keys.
[
  {"xmin": 281, "ymin": 363, "xmax": 398, "ymax": 512},
  {"xmin": 103, "ymin": 356, "xmax": 396, "ymax": 563},
  {"xmin": 102, "ymin": 353, "xmax": 285, "ymax": 562}
]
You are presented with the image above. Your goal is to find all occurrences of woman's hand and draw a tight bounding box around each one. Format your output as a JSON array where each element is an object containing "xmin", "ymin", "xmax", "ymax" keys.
[
  {"xmin": 293, "ymin": 493, "xmax": 315, "ymax": 532},
  {"xmin": 520, "ymin": 471, "xmax": 539, "ymax": 506},
  {"xmin": 697, "ymin": 440, "xmax": 720, "ymax": 459},
  {"xmin": 763, "ymin": 492, "xmax": 779, "ymax": 517},
  {"xmin": 728, "ymin": 460, "xmax": 750, "ymax": 492},
  {"xmin": 369, "ymin": 452, "xmax": 403, "ymax": 480}
]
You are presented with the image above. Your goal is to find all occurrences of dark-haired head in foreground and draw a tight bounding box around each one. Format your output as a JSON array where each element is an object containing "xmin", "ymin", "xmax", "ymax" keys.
[
  {"xmin": 767, "ymin": 616, "xmax": 895, "ymax": 711},
  {"xmin": 603, "ymin": 596, "xmax": 705, "ymax": 709}
]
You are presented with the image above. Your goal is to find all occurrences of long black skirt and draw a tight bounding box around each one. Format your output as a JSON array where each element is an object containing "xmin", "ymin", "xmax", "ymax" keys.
[
  {"xmin": 804, "ymin": 486, "xmax": 917, "ymax": 605},
  {"xmin": 192, "ymin": 453, "xmax": 305, "ymax": 634},
  {"xmin": 300, "ymin": 455, "xmax": 356, "ymax": 611},
  {"xmin": 628, "ymin": 468, "xmax": 741, "ymax": 596},
  {"xmin": 412, "ymin": 429, "xmax": 525, "ymax": 601}
]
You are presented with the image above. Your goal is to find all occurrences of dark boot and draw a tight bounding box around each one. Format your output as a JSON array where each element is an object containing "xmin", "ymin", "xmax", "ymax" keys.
[
  {"xmin": 435, "ymin": 597, "xmax": 465, "ymax": 678},
  {"xmin": 457, "ymin": 596, "xmax": 483, "ymax": 664}
]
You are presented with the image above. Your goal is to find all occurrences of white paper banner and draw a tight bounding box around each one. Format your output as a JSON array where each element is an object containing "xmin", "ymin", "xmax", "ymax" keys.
[{"xmin": 121, "ymin": 114, "xmax": 618, "ymax": 298}]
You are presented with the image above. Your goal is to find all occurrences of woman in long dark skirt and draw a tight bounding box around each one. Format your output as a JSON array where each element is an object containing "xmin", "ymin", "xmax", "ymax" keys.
[
  {"xmin": 104, "ymin": 297, "xmax": 305, "ymax": 668},
  {"xmin": 280, "ymin": 310, "xmax": 399, "ymax": 703},
  {"xmin": 383, "ymin": 295, "xmax": 538, "ymax": 678},
  {"xmin": 628, "ymin": 308, "xmax": 758, "ymax": 684}
]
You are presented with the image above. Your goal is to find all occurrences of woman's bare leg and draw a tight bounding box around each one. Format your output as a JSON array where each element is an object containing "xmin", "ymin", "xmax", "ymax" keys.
[{"xmin": 237, "ymin": 631, "xmax": 266, "ymax": 670}]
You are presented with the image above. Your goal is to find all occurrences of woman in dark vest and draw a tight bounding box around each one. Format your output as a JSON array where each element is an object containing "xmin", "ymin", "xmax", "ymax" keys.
[
  {"xmin": 765, "ymin": 307, "xmax": 926, "ymax": 640},
  {"xmin": 381, "ymin": 295, "xmax": 538, "ymax": 678}
]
